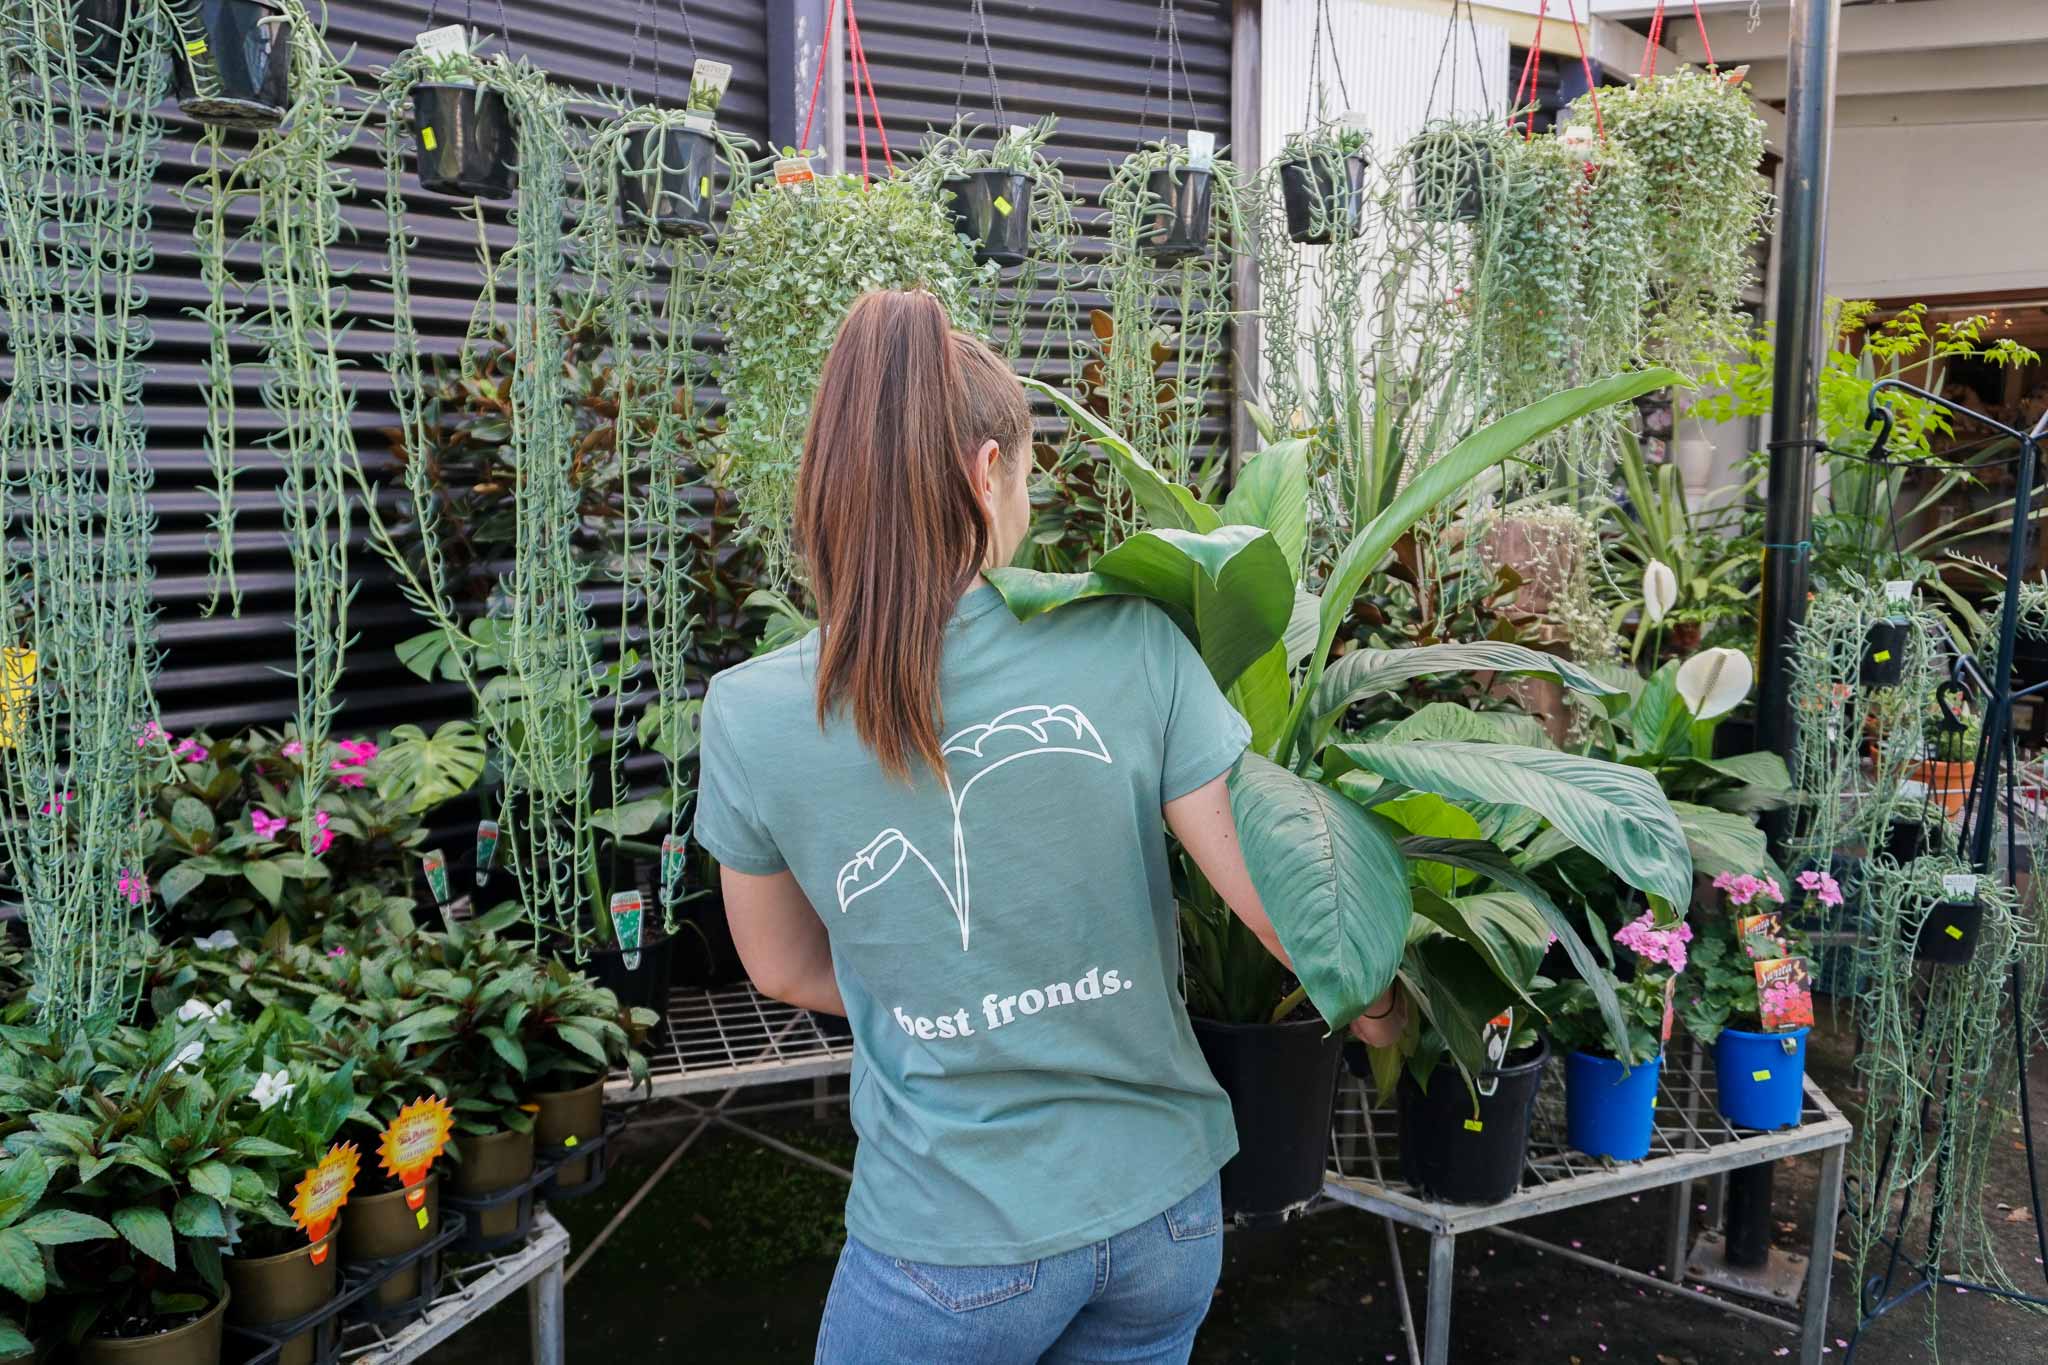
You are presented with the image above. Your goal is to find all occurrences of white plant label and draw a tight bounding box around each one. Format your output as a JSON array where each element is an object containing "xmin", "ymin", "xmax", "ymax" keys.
[
  {"xmin": 1337, "ymin": 111, "xmax": 1371, "ymax": 132},
  {"xmin": 1899, "ymin": 779, "xmax": 1930, "ymax": 800},
  {"xmin": 1942, "ymin": 873, "xmax": 1979, "ymax": 899},
  {"xmin": 1007, "ymin": 124, "xmax": 1032, "ymax": 143},
  {"xmin": 1884, "ymin": 579, "xmax": 1913, "ymax": 604},
  {"xmin": 416, "ymin": 24, "xmax": 468, "ymax": 59},
  {"xmin": 691, "ymin": 59, "xmax": 732, "ymax": 99},
  {"xmin": 1185, "ymin": 129, "xmax": 1216, "ymax": 170}
]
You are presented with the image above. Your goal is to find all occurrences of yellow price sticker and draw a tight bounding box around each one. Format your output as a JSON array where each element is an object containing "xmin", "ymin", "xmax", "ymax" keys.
[
  {"xmin": 0, "ymin": 648, "xmax": 33, "ymax": 749},
  {"xmin": 992, "ymin": 194, "xmax": 1014, "ymax": 216},
  {"xmin": 422, "ymin": 126, "xmax": 439, "ymax": 151},
  {"xmin": 563, "ymin": 1135, "xmax": 579, "ymax": 1148},
  {"xmin": 1751, "ymin": 1069, "xmax": 1772, "ymax": 1082},
  {"xmin": 1872, "ymin": 649, "xmax": 1892, "ymax": 663},
  {"xmin": 415, "ymin": 1207, "xmax": 430, "ymax": 1230},
  {"xmin": 1462, "ymin": 1119, "xmax": 1484, "ymax": 1133},
  {"xmin": 1946, "ymin": 923, "xmax": 1965, "ymax": 940},
  {"xmin": 699, "ymin": 175, "xmax": 712, "ymax": 198},
  {"xmin": 185, "ymin": 39, "xmax": 208, "ymax": 56}
]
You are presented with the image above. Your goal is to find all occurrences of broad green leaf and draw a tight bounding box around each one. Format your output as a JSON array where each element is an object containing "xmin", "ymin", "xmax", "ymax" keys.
[
  {"xmin": 187, "ymin": 1161, "xmax": 233, "ymax": 1203},
  {"xmin": 590, "ymin": 797, "xmax": 667, "ymax": 839},
  {"xmin": 486, "ymin": 1029, "xmax": 528, "ymax": 1076},
  {"xmin": 1370, "ymin": 793, "xmax": 1482, "ymax": 894},
  {"xmin": 158, "ymin": 863, "xmax": 207, "ymax": 910},
  {"xmin": 0, "ymin": 1151, "xmax": 50, "ymax": 1229},
  {"xmin": 1228, "ymin": 753, "xmax": 1411, "ymax": 1030},
  {"xmin": 1023, "ymin": 378, "xmax": 1220, "ymax": 533},
  {"xmin": 1409, "ymin": 890, "xmax": 1548, "ymax": 1009},
  {"xmin": 1337, "ymin": 742, "xmax": 1693, "ymax": 912},
  {"xmin": 1624, "ymin": 661, "xmax": 1686, "ymax": 756},
  {"xmin": 378, "ymin": 721, "xmax": 487, "ymax": 815},
  {"xmin": 17, "ymin": 1208, "xmax": 112, "ymax": 1247},
  {"xmin": 0, "ymin": 1318, "xmax": 29, "ymax": 1357},
  {"xmin": 244, "ymin": 860, "xmax": 285, "ymax": 909},
  {"xmin": 555, "ymin": 1023, "xmax": 610, "ymax": 1069},
  {"xmin": 1312, "ymin": 642, "xmax": 1624, "ymax": 733},
  {"xmin": 1227, "ymin": 644, "xmax": 1291, "ymax": 759},
  {"xmin": 1222, "ymin": 439, "xmax": 1311, "ymax": 574},
  {"xmin": 1282, "ymin": 589, "xmax": 1321, "ymax": 669},
  {"xmin": 1384, "ymin": 702, "xmax": 1554, "ymax": 748},
  {"xmin": 170, "ymin": 796, "xmax": 216, "ymax": 839},
  {"xmin": 1400, "ymin": 936, "xmax": 1519, "ymax": 1094},
  {"xmin": 1670, "ymin": 800, "xmax": 1785, "ymax": 886},
  {"xmin": 395, "ymin": 627, "xmax": 461, "ymax": 683},
  {"xmin": 1683, "ymin": 751, "xmax": 1794, "ymax": 805},
  {"xmin": 0, "ymin": 1229, "xmax": 41, "ymax": 1303},
  {"xmin": 172, "ymin": 1193, "xmax": 225, "ymax": 1240},
  {"xmin": 113, "ymin": 1205, "xmax": 176, "ymax": 1271}
]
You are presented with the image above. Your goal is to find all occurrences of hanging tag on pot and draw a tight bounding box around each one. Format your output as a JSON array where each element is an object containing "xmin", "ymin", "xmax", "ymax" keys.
[
  {"xmin": 416, "ymin": 23, "xmax": 469, "ymax": 59},
  {"xmin": 1754, "ymin": 956, "xmax": 1814, "ymax": 1032},
  {"xmin": 1185, "ymin": 129, "xmax": 1216, "ymax": 171},
  {"xmin": 659, "ymin": 833, "xmax": 687, "ymax": 907},
  {"xmin": 422, "ymin": 849, "xmax": 451, "ymax": 909},
  {"xmin": 378, "ymin": 1095, "xmax": 454, "ymax": 1197},
  {"xmin": 689, "ymin": 59, "xmax": 732, "ymax": 115},
  {"xmin": 291, "ymin": 1142, "xmax": 361, "ymax": 1263},
  {"xmin": 1660, "ymin": 976, "xmax": 1677, "ymax": 1051},
  {"xmin": 1942, "ymin": 872, "xmax": 1979, "ymax": 899},
  {"xmin": 1884, "ymin": 579, "xmax": 1913, "ymax": 606},
  {"xmin": 475, "ymin": 820, "xmax": 500, "ymax": 887},
  {"xmin": 1475, "ymin": 1011, "xmax": 1511, "ymax": 1099},
  {"xmin": 612, "ymin": 891, "xmax": 646, "ymax": 971},
  {"xmin": 774, "ymin": 155, "xmax": 815, "ymax": 187}
]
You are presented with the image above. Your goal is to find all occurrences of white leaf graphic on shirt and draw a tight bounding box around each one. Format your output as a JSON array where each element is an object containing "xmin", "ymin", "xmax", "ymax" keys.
[{"xmin": 833, "ymin": 705, "xmax": 1112, "ymax": 950}]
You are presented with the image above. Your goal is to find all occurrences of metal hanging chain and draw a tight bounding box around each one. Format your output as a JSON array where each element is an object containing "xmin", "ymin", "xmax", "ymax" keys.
[
  {"xmin": 627, "ymin": 0, "xmax": 701, "ymax": 102},
  {"xmin": 954, "ymin": 0, "xmax": 1004, "ymax": 125},
  {"xmin": 1301, "ymin": 0, "xmax": 1355, "ymax": 129},
  {"xmin": 1138, "ymin": 0, "xmax": 1200, "ymax": 137},
  {"xmin": 1423, "ymin": 0, "xmax": 1493, "ymax": 125}
]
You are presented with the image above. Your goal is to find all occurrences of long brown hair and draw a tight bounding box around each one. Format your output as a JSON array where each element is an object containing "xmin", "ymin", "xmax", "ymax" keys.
[{"xmin": 795, "ymin": 290, "xmax": 1033, "ymax": 781}]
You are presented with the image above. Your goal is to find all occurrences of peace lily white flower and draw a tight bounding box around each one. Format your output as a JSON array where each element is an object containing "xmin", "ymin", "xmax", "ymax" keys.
[
  {"xmin": 249, "ymin": 1069, "xmax": 295, "ymax": 1112},
  {"xmin": 175, "ymin": 998, "xmax": 230, "ymax": 1024},
  {"xmin": 1642, "ymin": 560, "xmax": 1679, "ymax": 626},
  {"xmin": 192, "ymin": 930, "xmax": 238, "ymax": 952},
  {"xmin": 1676, "ymin": 646, "xmax": 1754, "ymax": 721}
]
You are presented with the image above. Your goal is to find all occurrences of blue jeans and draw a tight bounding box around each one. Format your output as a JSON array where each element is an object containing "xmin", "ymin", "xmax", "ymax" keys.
[{"xmin": 815, "ymin": 1174, "xmax": 1223, "ymax": 1364}]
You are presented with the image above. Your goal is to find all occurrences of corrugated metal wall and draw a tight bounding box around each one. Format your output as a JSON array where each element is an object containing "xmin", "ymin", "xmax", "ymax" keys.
[{"xmin": 146, "ymin": 0, "xmax": 770, "ymax": 735}]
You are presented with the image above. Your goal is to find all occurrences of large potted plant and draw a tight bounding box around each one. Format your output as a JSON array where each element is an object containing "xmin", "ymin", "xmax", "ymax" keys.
[
  {"xmin": 991, "ymin": 369, "xmax": 1688, "ymax": 1216},
  {"xmin": 1392, "ymin": 1013, "xmax": 1548, "ymax": 1204}
]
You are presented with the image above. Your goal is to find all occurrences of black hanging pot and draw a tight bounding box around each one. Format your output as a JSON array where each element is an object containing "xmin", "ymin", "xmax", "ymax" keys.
[
  {"xmin": 1140, "ymin": 165, "xmax": 1214, "ymax": 262},
  {"xmin": 1192, "ymin": 1013, "xmax": 1344, "ymax": 1219},
  {"xmin": 1411, "ymin": 137, "xmax": 1489, "ymax": 224},
  {"xmin": 1861, "ymin": 617, "xmax": 1910, "ymax": 688},
  {"xmin": 1914, "ymin": 896, "xmax": 1983, "ymax": 963},
  {"xmin": 74, "ymin": 0, "xmax": 136, "ymax": 83},
  {"xmin": 411, "ymin": 82, "xmax": 515, "ymax": 200},
  {"xmin": 170, "ymin": 0, "xmax": 291, "ymax": 129},
  {"xmin": 550, "ymin": 928, "xmax": 675, "ymax": 1046},
  {"xmin": 1883, "ymin": 813, "xmax": 1947, "ymax": 863},
  {"xmin": 943, "ymin": 168, "xmax": 1034, "ymax": 266},
  {"xmin": 619, "ymin": 123, "xmax": 721, "ymax": 238},
  {"xmin": 1396, "ymin": 1037, "xmax": 1548, "ymax": 1204},
  {"xmin": 1279, "ymin": 151, "xmax": 1368, "ymax": 244}
]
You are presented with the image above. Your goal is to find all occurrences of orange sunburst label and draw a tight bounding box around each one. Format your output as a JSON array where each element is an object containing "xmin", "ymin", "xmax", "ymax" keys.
[
  {"xmin": 291, "ymin": 1143, "xmax": 361, "ymax": 1262},
  {"xmin": 377, "ymin": 1095, "xmax": 454, "ymax": 1193}
]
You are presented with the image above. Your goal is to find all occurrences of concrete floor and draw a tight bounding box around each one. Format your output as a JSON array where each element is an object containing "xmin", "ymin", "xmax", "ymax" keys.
[{"xmin": 435, "ymin": 1000, "xmax": 2048, "ymax": 1363}]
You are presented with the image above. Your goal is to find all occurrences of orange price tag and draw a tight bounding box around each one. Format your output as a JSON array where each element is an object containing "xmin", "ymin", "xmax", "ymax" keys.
[
  {"xmin": 291, "ymin": 1143, "xmax": 361, "ymax": 1256},
  {"xmin": 378, "ymin": 1095, "xmax": 454, "ymax": 1189}
]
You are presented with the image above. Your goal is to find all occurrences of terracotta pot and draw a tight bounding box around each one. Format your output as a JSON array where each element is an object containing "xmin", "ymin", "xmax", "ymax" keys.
[
  {"xmin": 1909, "ymin": 759, "xmax": 1976, "ymax": 816},
  {"xmin": 342, "ymin": 1175, "xmax": 439, "ymax": 1310},
  {"xmin": 532, "ymin": 1077, "xmax": 604, "ymax": 1187},
  {"xmin": 1480, "ymin": 516, "xmax": 1581, "ymax": 620},
  {"xmin": 225, "ymin": 1227, "xmax": 337, "ymax": 1365},
  {"xmin": 80, "ymin": 1289, "xmax": 228, "ymax": 1365},
  {"xmin": 453, "ymin": 1128, "xmax": 536, "ymax": 1240}
]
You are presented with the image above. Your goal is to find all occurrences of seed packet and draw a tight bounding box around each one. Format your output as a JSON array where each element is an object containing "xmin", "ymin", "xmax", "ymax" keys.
[
  {"xmin": 1736, "ymin": 911, "xmax": 1786, "ymax": 959},
  {"xmin": 612, "ymin": 890, "xmax": 645, "ymax": 972},
  {"xmin": 1754, "ymin": 956, "xmax": 1814, "ymax": 1032}
]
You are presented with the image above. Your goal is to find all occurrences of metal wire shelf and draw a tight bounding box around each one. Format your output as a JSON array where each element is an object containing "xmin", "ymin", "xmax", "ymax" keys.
[
  {"xmin": 606, "ymin": 984, "xmax": 853, "ymax": 1101},
  {"xmin": 340, "ymin": 1209, "xmax": 571, "ymax": 1364}
]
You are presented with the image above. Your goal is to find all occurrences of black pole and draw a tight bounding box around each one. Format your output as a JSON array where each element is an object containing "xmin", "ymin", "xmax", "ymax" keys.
[{"xmin": 1738, "ymin": 0, "xmax": 1840, "ymax": 1275}]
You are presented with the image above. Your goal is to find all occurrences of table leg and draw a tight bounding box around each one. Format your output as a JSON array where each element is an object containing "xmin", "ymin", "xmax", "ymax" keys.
[
  {"xmin": 529, "ymin": 1258, "xmax": 565, "ymax": 1365},
  {"xmin": 1423, "ymin": 1232, "xmax": 1456, "ymax": 1365},
  {"xmin": 1666, "ymin": 1178, "xmax": 1694, "ymax": 1282},
  {"xmin": 1802, "ymin": 1145, "xmax": 1846, "ymax": 1365}
]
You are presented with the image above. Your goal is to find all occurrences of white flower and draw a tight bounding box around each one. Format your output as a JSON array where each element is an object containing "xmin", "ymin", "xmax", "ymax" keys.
[
  {"xmin": 193, "ymin": 930, "xmax": 238, "ymax": 952},
  {"xmin": 1642, "ymin": 560, "xmax": 1679, "ymax": 626},
  {"xmin": 1676, "ymin": 646, "xmax": 1754, "ymax": 721},
  {"xmin": 171, "ymin": 1041, "xmax": 205, "ymax": 1073},
  {"xmin": 249, "ymin": 1069, "xmax": 295, "ymax": 1112},
  {"xmin": 175, "ymin": 998, "xmax": 232, "ymax": 1024}
]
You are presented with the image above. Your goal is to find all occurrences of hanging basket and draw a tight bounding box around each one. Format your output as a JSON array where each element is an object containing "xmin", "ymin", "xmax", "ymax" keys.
[
  {"xmin": 1279, "ymin": 150, "xmax": 1368, "ymax": 244},
  {"xmin": 170, "ymin": 0, "xmax": 291, "ymax": 130},
  {"xmin": 618, "ymin": 123, "xmax": 722, "ymax": 238},
  {"xmin": 1139, "ymin": 165, "xmax": 1214, "ymax": 262},
  {"xmin": 411, "ymin": 83, "xmax": 516, "ymax": 200},
  {"xmin": 75, "ymin": 0, "xmax": 136, "ymax": 83},
  {"xmin": 1860, "ymin": 617, "xmax": 1911, "ymax": 688},
  {"xmin": 943, "ymin": 168, "xmax": 1035, "ymax": 267},
  {"xmin": 1913, "ymin": 895, "xmax": 1983, "ymax": 964},
  {"xmin": 1411, "ymin": 136, "xmax": 1489, "ymax": 224}
]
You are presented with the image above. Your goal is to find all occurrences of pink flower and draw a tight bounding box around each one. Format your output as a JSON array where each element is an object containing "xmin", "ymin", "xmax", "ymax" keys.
[
  {"xmin": 1614, "ymin": 910, "xmax": 1694, "ymax": 973},
  {"xmin": 334, "ymin": 739, "xmax": 379, "ymax": 766},
  {"xmin": 1712, "ymin": 871, "xmax": 1784, "ymax": 908},
  {"xmin": 331, "ymin": 770, "xmax": 366, "ymax": 789},
  {"xmin": 117, "ymin": 869, "xmax": 150, "ymax": 906},
  {"xmin": 281, "ymin": 741, "xmax": 304, "ymax": 758},
  {"xmin": 308, "ymin": 810, "xmax": 334, "ymax": 855},
  {"xmin": 136, "ymin": 721, "xmax": 167, "ymax": 748},
  {"xmin": 173, "ymin": 738, "xmax": 208, "ymax": 764},
  {"xmin": 39, "ymin": 790, "xmax": 73, "ymax": 816},
  {"xmin": 250, "ymin": 809, "xmax": 287, "ymax": 840},
  {"xmin": 327, "ymin": 945, "xmax": 348, "ymax": 958},
  {"xmin": 1796, "ymin": 869, "xmax": 1843, "ymax": 908}
]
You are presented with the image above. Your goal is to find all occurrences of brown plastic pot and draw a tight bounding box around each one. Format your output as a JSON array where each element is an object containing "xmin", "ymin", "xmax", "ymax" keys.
[
  {"xmin": 225, "ymin": 1227, "xmax": 337, "ymax": 1365},
  {"xmin": 79, "ymin": 1289, "xmax": 228, "ymax": 1365},
  {"xmin": 532, "ymin": 1076, "xmax": 604, "ymax": 1187},
  {"xmin": 453, "ymin": 1128, "xmax": 536, "ymax": 1239},
  {"xmin": 342, "ymin": 1175, "xmax": 439, "ymax": 1310}
]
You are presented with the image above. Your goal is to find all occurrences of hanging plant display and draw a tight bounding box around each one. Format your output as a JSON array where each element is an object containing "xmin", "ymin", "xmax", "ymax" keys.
[
  {"xmin": 1860, "ymin": 579, "xmax": 1917, "ymax": 688},
  {"xmin": 400, "ymin": 25, "xmax": 518, "ymax": 200},
  {"xmin": 1570, "ymin": 65, "xmax": 1771, "ymax": 372},
  {"xmin": 169, "ymin": 0, "xmax": 293, "ymax": 128},
  {"xmin": 1408, "ymin": 124, "xmax": 1493, "ymax": 225},
  {"xmin": 1277, "ymin": 124, "xmax": 1369, "ymax": 245},
  {"xmin": 616, "ymin": 58, "xmax": 740, "ymax": 237}
]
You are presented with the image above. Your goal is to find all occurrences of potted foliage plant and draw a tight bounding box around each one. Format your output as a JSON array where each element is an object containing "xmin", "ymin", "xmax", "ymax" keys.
[
  {"xmin": 168, "ymin": 0, "xmax": 291, "ymax": 128},
  {"xmin": 1541, "ymin": 912, "xmax": 1688, "ymax": 1162},
  {"xmin": 915, "ymin": 119, "xmax": 1046, "ymax": 268},
  {"xmin": 1681, "ymin": 874, "xmax": 1815, "ymax": 1132},
  {"xmin": 992, "ymin": 369, "xmax": 1687, "ymax": 1215},
  {"xmin": 614, "ymin": 58, "xmax": 743, "ymax": 237},
  {"xmin": 1404, "ymin": 121, "xmax": 1500, "ymax": 225},
  {"xmin": 391, "ymin": 28, "xmax": 521, "ymax": 200},
  {"xmin": 1910, "ymin": 699, "xmax": 1980, "ymax": 818},
  {"xmin": 520, "ymin": 961, "xmax": 655, "ymax": 1193},
  {"xmin": 1116, "ymin": 135, "xmax": 1222, "ymax": 262},
  {"xmin": 1277, "ymin": 123, "xmax": 1369, "ymax": 245},
  {"xmin": 1394, "ymin": 1014, "xmax": 1547, "ymax": 1203},
  {"xmin": 0, "ymin": 1149, "xmax": 116, "ymax": 1362},
  {"xmin": 1914, "ymin": 870, "xmax": 1983, "ymax": 964}
]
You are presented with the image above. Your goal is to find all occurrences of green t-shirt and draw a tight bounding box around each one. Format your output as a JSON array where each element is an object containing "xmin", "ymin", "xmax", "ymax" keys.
[{"xmin": 694, "ymin": 583, "xmax": 1248, "ymax": 1264}]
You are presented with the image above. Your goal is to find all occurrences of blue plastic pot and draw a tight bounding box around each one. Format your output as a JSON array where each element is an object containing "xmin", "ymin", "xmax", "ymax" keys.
[
  {"xmin": 1712, "ymin": 1027, "xmax": 1809, "ymax": 1131},
  {"xmin": 1565, "ymin": 1050, "xmax": 1661, "ymax": 1160}
]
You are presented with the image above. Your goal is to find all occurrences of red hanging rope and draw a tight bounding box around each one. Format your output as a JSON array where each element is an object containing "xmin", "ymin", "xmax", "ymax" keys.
[
  {"xmin": 798, "ymin": 0, "xmax": 839, "ymax": 153},
  {"xmin": 1689, "ymin": 0, "xmax": 1716, "ymax": 69},
  {"xmin": 794, "ymin": 0, "xmax": 895, "ymax": 184},
  {"xmin": 1564, "ymin": 0, "xmax": 1603, "ymax": 142},
  {"xmin": 1642, "ymin": 1, "xmax": 1716, "ymax": 78},
  {"xmin": 1513, "ymin": 0, "xmax": 1548, "ymax": 137}
]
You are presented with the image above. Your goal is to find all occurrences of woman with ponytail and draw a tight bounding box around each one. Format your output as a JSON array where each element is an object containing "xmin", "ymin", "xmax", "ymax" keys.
[{"xmin": 695, "ymin": 290, "xmax": 1400, "ymax": 1362}]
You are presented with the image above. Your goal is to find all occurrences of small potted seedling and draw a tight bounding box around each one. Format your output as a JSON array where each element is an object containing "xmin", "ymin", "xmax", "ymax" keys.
[
  {"xmin": 1915, "ymin": 871, "xmax": 1983, "ymax": 964},
  {"xmin": 1408, "ymin": 125, "xmax": 1493, "ymax": 224},
  {"xmin": 934, "ymin": 123, "xmax": 1039, "ymax": 267},
  {"xmin": 1277, "ymin": 121, "xmax": 1369, "ymax": 244},
  {"xmin": 407, "ymin": 25, "xmax": 516, "ymax": 200},
  {"xmin": 170, "ymin": 0, "xmax": 291, "ymax": 129},
  {"xmin": 1860, "ymin": 579, "xmax": 1914, "ymax": 688},
  {"xmin": 619, "ymin": 58, "xmax": 732, "ymax": 237},
  {"xmin": 1136, "ymin": 131, "xmax": 1217, "ymax": 262}
]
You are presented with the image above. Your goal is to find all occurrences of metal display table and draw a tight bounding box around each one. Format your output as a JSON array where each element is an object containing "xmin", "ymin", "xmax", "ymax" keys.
[
  {"xmin": 341, "ymin": 1209, "xmax": 570, "ymax": 1365},
  {"xmin": 1323, "ymin": 1046, "xmax": 1851, "ymax": 1365}
]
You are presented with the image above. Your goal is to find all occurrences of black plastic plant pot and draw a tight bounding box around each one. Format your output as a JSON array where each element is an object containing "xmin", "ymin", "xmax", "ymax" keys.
[
  {"xmin": 1192, "ymin": 1013, "xmax": 1344, "ymax": 1219},
  {"xmin": 1884, "ymin": 815, "xmax": 1947, "ymax": 864},
  {"xmin": 1411, "ymin": 139, "xmax": 1489, "ymax": 224},
  {"xmin": 1396, "ymin": 1037, "xmax": 1548, "ymax": 1204},
  {"xmin": 74, "ymin": 0, "xmax": 134, "ymax": 83},
  {"xmin": 943, "ymin": 168, "xmax": 1035, "ymax": 267},
  {"xmin": 1279, "ymin": 151, "xmax": 1368, "ymax": 245},
  {"xmin": 170, "ymin": 0, "xmax": 291, "ymax": 129},
  {"xmin": 1861, "ymin": 617, "xmax": 1911, "ymax": 688},
  {"xmin": 619, "ymin": 124, "xmax": 721, "ymax": 238},
  {"xmin": 555, "ymin": 929, "xmax": 674, "ymax": 1045},
  {"xmin": 1140, "ymin": 166, "xmax": 1214, "ymax": 262},
  {"xmin": 1915, "ymin": 897, "xmax": 1983, "ymax": 964},
  {"xmin": 411, "ymin": 83, "xmax": 515, "ymax": 200}
]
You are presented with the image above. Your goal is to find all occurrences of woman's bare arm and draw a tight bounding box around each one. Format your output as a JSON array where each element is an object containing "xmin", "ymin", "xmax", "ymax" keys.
[
  {"xmin": 720, "ymin": 867, "xmax": 847, "ymax": 1016},
  {"xmin": 1166, "ymin": 773, "xmax": 1405, "ymax": 1046}
]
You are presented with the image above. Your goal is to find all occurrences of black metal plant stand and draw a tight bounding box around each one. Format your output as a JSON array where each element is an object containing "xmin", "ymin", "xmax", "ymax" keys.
[{"xmin": 1842, "ymin": 381, "xmax": 2048, "ymax": 1359}]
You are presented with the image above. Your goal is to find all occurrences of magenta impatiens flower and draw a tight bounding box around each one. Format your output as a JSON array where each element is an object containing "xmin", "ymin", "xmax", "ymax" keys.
[
  {"xmin": 1614, "ymin": 910, "xmax": 1694, "ymax": 973},
  {"xmin": 38, "ymin": 790, "xmax": 73, "ymax": 816},
  {"xmin": 136, "ymin": 721, "xmax": 167, "ymax": 748},
  {"xmin": 281, "ymin": 740, "xmax": 304, "ymax": 758},
  {"xmin": 1796, "ymin": 869, "xmax": 1843, "ymax": 908},
  {"xmin": 173, "ymin": 738, "xmax": 208, "ymax": 764},
  {"xmin": 250, "ymin": 809, "xmax": 287, "ymax": 840},
  {"xmin": 309, "ymin": 810, "xmax": 334, "ymax": 855},
  {"xmin": 331, "ymin": 770, "xmax": 366, "ymax": 789},
  {"xmin": 117, "ymin": 869, "xmax": 150, "ymax": 906},
  {"xmin": 1712, "ymin": 870, "xmax": 1785, "ymax": 908},
  {"xmin": 334, "ymin": 739, "xmax": 379, "ymax": 766}
]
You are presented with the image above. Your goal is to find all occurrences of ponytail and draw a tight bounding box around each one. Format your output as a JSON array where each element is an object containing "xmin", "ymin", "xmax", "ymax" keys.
[{"xmin": 795, "ymin": 290, "xmax": 1032, "ymax": 782}]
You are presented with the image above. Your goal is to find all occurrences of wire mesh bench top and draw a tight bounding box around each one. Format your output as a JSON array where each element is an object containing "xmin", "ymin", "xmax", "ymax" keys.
[
  {"xmin": 1323, "ymin": 1045, "xmax": 1852, "ymax": 1236},
  {"xmin": 605, "ymin": 984, "xmax": 853, "ymax": 1101}
]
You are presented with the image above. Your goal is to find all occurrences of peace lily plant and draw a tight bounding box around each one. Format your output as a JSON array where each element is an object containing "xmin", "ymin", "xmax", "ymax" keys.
[{"xmin": 991, "ymin": 371, "xmax": 1691, "ymax": 1092}]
